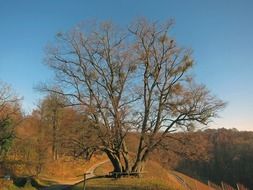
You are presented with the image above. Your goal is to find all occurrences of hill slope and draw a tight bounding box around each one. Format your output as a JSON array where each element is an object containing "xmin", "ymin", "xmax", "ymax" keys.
[{"xmin": 71, "ymin": 160, "xmax": 212, "ymax": 190}]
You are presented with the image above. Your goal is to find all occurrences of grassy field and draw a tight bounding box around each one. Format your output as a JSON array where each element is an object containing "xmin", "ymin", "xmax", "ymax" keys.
[
  {"xmin": 71, "ymin": 159, "xmax": 216, "ymax": 190},
  {"xmin": 0, "ymin": 157, "xmax": 212, "ymax": 190},
  {"xmin": 1, "ymin": 155, "xmax": 107, "ymax": 189},
  {"xmin": 38, "ymin": 154, "xmax": 107, "ymax": 182},
  {"xmin": 71, "ymin": 177, "xmax": 178, "ymax": 190},
  {"xmin": 71, "ymin": 161, "xmax": 184, "ymax": 190}
]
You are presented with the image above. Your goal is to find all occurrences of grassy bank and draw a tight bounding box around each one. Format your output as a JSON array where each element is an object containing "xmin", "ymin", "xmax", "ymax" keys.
[
  {"xmin": 71, "ymin": 177, "xmax": 178, "ymax": 190},
  {"xmin": 71, "ymin": 161, "xmax": 184, "ymax": 190}
]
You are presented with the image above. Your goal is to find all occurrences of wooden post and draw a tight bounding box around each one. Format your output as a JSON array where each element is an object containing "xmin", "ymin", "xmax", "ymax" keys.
[
  {"xmin": 221, "ymin": 182, "xmax": 225, "ymax": 190},
  {"xmin": 194, "ymin": 180, "xmax": 198, "ymax": 190},
  {"xmin": 82, "ymin": 172, "xmax": 91, "ymax": 190},
  {"xmin": 208, "ymin": 181, "xmax": 210, "ymax": 189},
  {"xmin": 83, "ymin": 173, "xmax": 87, "ymax": 190}
]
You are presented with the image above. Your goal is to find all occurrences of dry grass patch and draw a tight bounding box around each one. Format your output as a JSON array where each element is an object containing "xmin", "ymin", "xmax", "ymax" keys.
[
  {"xmin": 72, "ymin": 177, "xmax": 178, "ymax": 190},
  {"xmin": 72, "ymin": 160, "xmax": 184, "ymax": 190},
  {"xmin": 39, "ymin": 154, "xmax": 107, "ymax": 183}
]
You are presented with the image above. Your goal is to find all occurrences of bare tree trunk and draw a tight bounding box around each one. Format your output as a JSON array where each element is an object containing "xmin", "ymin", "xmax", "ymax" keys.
[
  {"xmin": 121, "ymin": 141, "xmax": 130, "ymax": 172},
  {"xmin": 122, "ymin": 152, "xmax": 129, "ymax": 172},
  {"xmin": 52, "ymin": 110, "xmax": 58, "ymax": 160},
  {"xmin": 132, "ymin": 160, "xmax": 145, "ymax": 173},
  {"xmin": 52, "ymin": 125, "xmax": 57, "ymax": 160},
  {"xmin": 104, "ymin": 149, "xmax": 123, "ymax": 173},
  {"xmin": 132, "ymin": 148, "xmax": 149, "ymax": 173}
]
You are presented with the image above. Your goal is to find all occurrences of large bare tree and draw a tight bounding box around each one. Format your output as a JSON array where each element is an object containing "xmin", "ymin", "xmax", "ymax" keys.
[{"xmin": 40, "ymin": 19, "xmax": 225, "ymax": 174}]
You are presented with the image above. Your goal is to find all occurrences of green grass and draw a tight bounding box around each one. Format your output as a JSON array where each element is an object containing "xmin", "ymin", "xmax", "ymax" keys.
[
  {"xmin": 3, "ymin": 183, "xmax": 37, "ymax": 190},
  {"xmin": 71, "ymin": 177, "xmax": 177, "ymax": 190},
  {"xmin": 1, "ymin": 178, "xmax": 45, "ymax": 190}
]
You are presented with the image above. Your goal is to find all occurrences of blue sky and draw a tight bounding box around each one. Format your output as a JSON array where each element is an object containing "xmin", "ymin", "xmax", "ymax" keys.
[{"xmin": 0, "ymin": 0, "xmax": 253, "ymax": 130}]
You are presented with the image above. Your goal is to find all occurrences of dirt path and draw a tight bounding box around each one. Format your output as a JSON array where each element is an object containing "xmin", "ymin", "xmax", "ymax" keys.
[
  {"xmin": 170, "ymin": 172, "xmax": 193, "ymax": 190},
  {"xmin": 39, "ymin": 160, "xmax": 109, "ymax": 190}
]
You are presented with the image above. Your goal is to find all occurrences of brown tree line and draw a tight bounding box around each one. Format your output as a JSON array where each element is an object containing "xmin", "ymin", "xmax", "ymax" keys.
[
  {"xmin": 0, "ymin": 87, "xmax": 91, "ymax": 176},
  {"xmin": 156, "ymin": 129, "xmax": 253, "ymax": 189}
]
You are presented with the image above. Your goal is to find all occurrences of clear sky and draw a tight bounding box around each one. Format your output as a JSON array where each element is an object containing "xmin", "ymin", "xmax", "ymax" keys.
[{"xmin": 0, "ymin": 0, "xmax": 253, "ymax": 131}]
